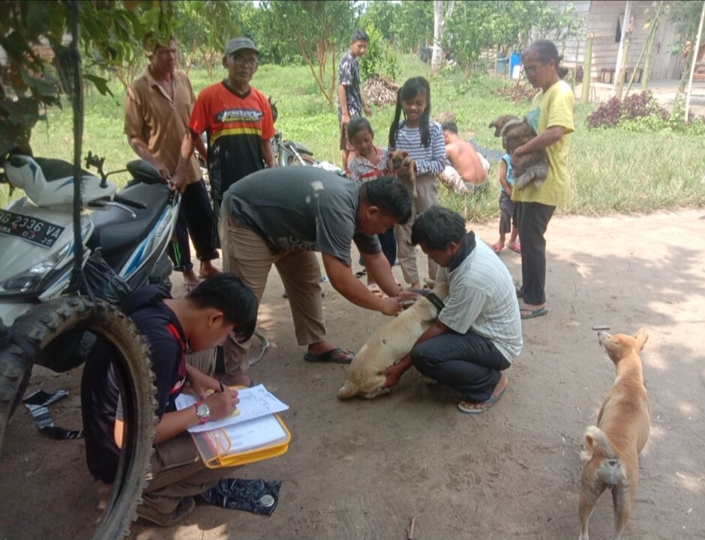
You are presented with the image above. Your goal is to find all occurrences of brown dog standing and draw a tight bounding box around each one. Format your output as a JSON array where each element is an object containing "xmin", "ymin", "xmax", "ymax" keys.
[
  {"xmin": 578, "ymin": 329, "xmax": 651, "ymax": 540},
  {"xmin": 387, "ymin": 150, "xmax": 417, "ymax": 197}
]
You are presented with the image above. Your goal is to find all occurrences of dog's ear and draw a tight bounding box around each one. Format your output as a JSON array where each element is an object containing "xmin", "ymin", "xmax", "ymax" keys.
[
  {"xmin": 401, "ymin": 150, "xmax": 409, "ymax": 158},
  {"xmin": 633, "ymin": 328, "xmax": 649, "ymax": 351}
]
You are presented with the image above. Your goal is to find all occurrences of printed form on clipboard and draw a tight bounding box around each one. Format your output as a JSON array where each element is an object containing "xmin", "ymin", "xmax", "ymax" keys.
[{"xmin": 175, "ymin": 385, "xmax": 291, "ymax": 467}]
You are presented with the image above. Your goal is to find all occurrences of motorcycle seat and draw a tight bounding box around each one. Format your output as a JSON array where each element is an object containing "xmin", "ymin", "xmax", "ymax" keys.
[
  {"xmin": 34, "ymin": 157, "xmax": 94, "ymax": 182},
  {"xmin": 88, "ymin": 182, "xmax": 172, "ymax": 270}
]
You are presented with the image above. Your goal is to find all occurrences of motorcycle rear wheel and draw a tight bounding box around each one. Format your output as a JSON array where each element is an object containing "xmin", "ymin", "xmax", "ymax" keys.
[{"xmin": 0, "ymin": 296, "xmax": 157, "ymax": 540}]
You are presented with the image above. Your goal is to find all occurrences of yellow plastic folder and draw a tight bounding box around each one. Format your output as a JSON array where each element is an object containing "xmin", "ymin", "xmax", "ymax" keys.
[{"xmin": 191, "ymin": 414, "xmax": 291, "ymax": 468}]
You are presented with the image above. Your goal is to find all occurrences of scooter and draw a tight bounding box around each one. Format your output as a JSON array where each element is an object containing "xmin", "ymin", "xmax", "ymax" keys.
[{"xmin": 0, "ymin": 151, "xmax": 178, "ymax": 328}]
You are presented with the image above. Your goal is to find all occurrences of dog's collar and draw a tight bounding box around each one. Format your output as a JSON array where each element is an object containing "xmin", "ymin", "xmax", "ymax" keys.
[{"xmin": 408, "ymin": 289, "xmax": 446, "ymax": 312}]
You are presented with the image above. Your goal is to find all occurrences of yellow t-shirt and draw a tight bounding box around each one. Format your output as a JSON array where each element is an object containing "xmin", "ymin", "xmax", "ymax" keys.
[{"xmin": 513, "ymin": 79, "xmax": 574, "ymax": 207}]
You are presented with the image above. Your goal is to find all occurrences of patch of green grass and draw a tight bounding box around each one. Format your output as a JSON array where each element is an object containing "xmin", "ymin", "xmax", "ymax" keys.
[{"xmin": 3, "ymin": 54, "xmax": 705, "ymax": 219}]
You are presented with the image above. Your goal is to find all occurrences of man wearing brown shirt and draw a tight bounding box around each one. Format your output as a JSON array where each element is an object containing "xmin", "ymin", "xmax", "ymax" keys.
[{"xmin": 124, "ymin": 36, "xmax": 219, "ymax": 287}]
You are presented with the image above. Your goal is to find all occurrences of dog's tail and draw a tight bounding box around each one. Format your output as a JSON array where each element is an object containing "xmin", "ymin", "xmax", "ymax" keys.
[
  {"xmin": 338, "ymin": 380, "xmax": 359, "ymax": 400},
  {"xmin": 582, "ymin": 426, "xmax": 624, "ymax": 487}
]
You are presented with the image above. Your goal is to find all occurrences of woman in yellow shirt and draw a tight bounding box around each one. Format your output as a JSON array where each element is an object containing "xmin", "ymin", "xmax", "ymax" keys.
[{"xmin": 512, "ymin": 40, "xmax": 574, "ymax": 319}]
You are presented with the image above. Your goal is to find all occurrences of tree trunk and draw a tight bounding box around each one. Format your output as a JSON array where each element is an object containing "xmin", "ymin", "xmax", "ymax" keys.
[
  {"xmin": 581, "ymin": 33, "xmax": 594, "ymax": 104},
  {"xmin": 642, "ymin": 0, "xmax": 664, "ymax": 89},
  {"xmin": 615, "ymin": 17, "xmax": 633, "ymax": 101},
  {"xmin": 431, "ymin": 0, "xmax": 444, "ymax": 75}
]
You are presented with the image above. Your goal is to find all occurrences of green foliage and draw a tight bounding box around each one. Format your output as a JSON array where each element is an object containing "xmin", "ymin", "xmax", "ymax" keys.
[
  {"xmin": 0, "ymin": 0, "xmax": 176, "ymax": 155},
  {"xmin": 358, "ymin": 24, "xmax": 400, "ymax": 81},
  {"xmin": 665, "ymin": 0, "xmax": 705, "ymax": 40},
  {"xmin": 173, "ymin": 1, "xmax": 246, "ymax": 75},
  {"xmin": 360, "ymin": 1, "xmax": 400, "ymax": 43},
  {"xmin": 443, "ymin": 1, "xmax": 584, "ymax": 81},
  {"xmin": 395, "ymin": 1, "xmax": 434, "ymax": 53},
  {"xmin": 258, "ymin": 1, "xmax": 359, "ymax": 105}
]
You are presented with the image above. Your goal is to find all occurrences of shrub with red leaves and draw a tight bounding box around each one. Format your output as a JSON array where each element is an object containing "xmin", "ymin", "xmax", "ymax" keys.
[{"xmin": 587, "ymin": 91, "xmax": 670, "ymax": 128}]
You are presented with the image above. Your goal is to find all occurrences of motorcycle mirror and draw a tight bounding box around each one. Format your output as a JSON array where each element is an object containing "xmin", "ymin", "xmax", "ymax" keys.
[{"xmin": 126, "ymin": 159, "xmax": 163, "ymax": 185}]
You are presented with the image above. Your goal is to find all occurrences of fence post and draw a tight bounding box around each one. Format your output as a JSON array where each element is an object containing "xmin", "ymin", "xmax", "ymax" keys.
[
  {"xmin": 615, "ymin": 17, "xmax": 633, "ymax": 101},
  {"xmin": 581, "ymin": 32, "xmax": 594, "ymax": 104}
]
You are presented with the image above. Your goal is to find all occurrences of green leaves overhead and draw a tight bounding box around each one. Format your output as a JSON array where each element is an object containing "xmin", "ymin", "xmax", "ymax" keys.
[{"xmin": 0, "ymin": 0, "xmax": 176, "ymax": 155}]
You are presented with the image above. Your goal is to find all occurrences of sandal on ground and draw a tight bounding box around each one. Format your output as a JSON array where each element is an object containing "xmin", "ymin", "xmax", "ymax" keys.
[
  {"xmin": 354, "ymin": 269, "xmax": 367, "ymax": 278},
  {"xmin": 137, "ymin": 497, "xmax": 195, "ymax": 527},
  {"xmin": 303, "ymin": 347, "xmax": 355, "ymax": 364},
  {"xmin": 520, "ymin": 306, "xmax": 548, "ymax": 320},
  {"xmin": 507, "ymin": 242, "xmax": 521, "ymax": 254},
  {"xmin": 367, "ymin": 283, "xmax": 382, "ymax": 297},
  {"xmin": 491, "ymin": 242, "xmax": 504, "ymax": 254},
  {"xmin": 458, "ymin": 379, "xmax": 508, "ymax": 415}
]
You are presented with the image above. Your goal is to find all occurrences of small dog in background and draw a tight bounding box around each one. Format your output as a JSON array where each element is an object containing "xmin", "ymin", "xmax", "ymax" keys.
[
  {"xmin": 488, "ymin": 114, "xmax": 548, "ymax": 190},
  {"xmin": 387, "ymin": 150, "xmax": 417, "ymax": 198},
  {"xmin": 578, "ymin": 328, "xmax": 651, "ymax": 540}
]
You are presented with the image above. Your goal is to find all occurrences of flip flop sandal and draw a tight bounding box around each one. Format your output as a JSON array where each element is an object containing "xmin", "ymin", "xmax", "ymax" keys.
[
  {"xmin": 303, "ymin": 347, "xmax": 355, "ymax": 364},
  {"xmin": 354, "ymin": 269, "xmax": 367, "ymax": 278},
  {"xmin": 520, "ymin": 307, "xmax": 548, "ymax": 320},
  {"xmin": 458, "ymin": 384, "xmax": 507, "ymax": 414},
  {"xmin": 491, "ymin": 242, "xmax": 505, "ymax": 254},
  {"xmin": 508, "ymin": 243, "xmax": 521, "ymax": 254}
]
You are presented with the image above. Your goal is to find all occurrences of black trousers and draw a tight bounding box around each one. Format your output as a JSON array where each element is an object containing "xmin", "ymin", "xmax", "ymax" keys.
[
  {"xmin": 168, "ymin": 179, "xmax": 219, "ymax": 272},
  {"xmin": 516, "ymin": 201, "xmax": 555, "ymax": 305},
  {"xmin": 411, "ymin": 331, "xmax": 511, "ymax": 403}
]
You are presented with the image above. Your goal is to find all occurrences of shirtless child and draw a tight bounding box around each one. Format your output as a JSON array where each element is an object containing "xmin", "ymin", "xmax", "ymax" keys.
[{"xmin": 439, "ymin": 121, "xmax": 491, "ymax": 195}]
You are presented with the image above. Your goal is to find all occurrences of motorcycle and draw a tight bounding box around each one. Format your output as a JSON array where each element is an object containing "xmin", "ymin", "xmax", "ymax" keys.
[
  {"xmin": 0, "ymin": 151, "xmax": 177, "ymax": 539},
  {"xmin": 0, "ymin": 151, "xmax": 177, "ymax": 328}
]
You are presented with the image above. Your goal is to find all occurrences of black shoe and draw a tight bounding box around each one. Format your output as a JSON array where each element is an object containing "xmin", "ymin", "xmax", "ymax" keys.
[{"xmin": 137, "ymin": 496, "xmax": 196, "ymax": 527}]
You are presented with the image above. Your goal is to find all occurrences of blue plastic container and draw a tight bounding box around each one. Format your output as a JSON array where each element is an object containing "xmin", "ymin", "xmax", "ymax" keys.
[{"xmin": 510, "ymin": 51, "xmax": 522, "ymax": 79}]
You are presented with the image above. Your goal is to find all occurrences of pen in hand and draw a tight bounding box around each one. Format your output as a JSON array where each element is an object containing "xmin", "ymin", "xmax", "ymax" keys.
[{"xmin": 219, "ymin": 379, "xmax": 226, "ymax": 393}]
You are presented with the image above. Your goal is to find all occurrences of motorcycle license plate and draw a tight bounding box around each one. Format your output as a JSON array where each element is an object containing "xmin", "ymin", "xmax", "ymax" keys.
[{"xmin": 0, "ymin": 210, "xmax": 65, "ymax": 248}]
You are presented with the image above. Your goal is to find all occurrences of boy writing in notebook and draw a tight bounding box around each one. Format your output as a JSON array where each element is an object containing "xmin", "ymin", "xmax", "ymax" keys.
[{"xmin": 81, "ymin": 274, "xmax": 257, "ymax": 527}]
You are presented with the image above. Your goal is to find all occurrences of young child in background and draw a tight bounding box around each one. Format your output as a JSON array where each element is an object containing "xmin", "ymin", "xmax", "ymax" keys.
[
  {"xmin": 347, "ymin": 117, "xmax": 397, "ymax": 296},
  {"xmin": 338, "ymin": 29, "xmax": 372, "ymax": 170},
  {"xmin": 388, "ymin": 76, "xmax": 446, "ymax": 289},
  {"xmin": 493, "ymin": 151, "xmax": 521, "ymax": 254}
]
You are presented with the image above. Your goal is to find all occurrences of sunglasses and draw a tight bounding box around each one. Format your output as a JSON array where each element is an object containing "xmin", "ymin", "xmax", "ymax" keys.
[{"xmin": 229, "ymin": 54, "xmax": 258, "ymax": 67}]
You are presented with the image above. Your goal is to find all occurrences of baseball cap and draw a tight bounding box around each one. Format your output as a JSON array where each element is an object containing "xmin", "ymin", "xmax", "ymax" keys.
[{"xmin": 225, "ymin": 37, "xmax": 259, "ymax": 56}]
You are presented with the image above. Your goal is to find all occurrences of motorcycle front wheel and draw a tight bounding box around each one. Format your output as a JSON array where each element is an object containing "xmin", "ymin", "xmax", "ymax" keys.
[{"xmin": 0, "ymin": 296, "xmax": 157, "ymax": 540}]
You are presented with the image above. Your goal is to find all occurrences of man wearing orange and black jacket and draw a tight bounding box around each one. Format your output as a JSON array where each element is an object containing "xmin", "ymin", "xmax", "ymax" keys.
[{"xmin": 171, "ymin": 37, "xmax": 276, "ymax": 214}]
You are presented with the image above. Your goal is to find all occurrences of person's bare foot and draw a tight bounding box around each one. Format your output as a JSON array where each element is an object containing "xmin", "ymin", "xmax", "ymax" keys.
[
  {"xmin": 198, "ymin": 260, "xmax": 220, "ymax": 279},
  {"xmin": 182, "ymin": 268, "xmax": 199, "ymax": 288},
  {"xmin": 410, "ymin": 281, "xmax": 421, "ymax": 290},
  {"xmin": 458, "ymin": 372, "xmax": 508, "ymax": 414},
  {"xmin": 221, "ymin": 372, "xmax": 252, "ymax": 387}
]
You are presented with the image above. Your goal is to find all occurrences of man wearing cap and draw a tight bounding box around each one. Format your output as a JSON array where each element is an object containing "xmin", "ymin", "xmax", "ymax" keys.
[
  {"xmin": 124, "ymin": 35, "xmax": 220, "ymax": 288},
  {"xmin": 172, "ymin": 36, "xmax": 276, "ymax": 214}
]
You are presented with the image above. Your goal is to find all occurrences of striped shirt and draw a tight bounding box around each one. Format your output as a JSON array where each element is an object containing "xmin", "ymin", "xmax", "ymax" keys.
[
  {"xmin": 347, "ymin": 146, "xmax": 387, "ymax": 182},
  {"xmin": 389, "ymin": 120, "xmax": 447, "ymax": 176},
  {"xmin": 437, "ymin": 238, "xmax": 523, "ymax": 361}
]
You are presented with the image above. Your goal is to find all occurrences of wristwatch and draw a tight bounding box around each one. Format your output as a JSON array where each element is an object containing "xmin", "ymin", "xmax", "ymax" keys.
[{"xmin": 194, "ymin": 400, "xmax": 210, "ymax": 424}]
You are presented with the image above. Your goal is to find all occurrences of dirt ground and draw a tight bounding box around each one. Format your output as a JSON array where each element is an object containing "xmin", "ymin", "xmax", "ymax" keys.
[{"xmin": 1, "ymin": 209, "xmax": 704, "ymax": 540}]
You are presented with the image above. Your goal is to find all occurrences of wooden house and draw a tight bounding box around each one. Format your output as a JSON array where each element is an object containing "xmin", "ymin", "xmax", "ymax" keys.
[{"xmin": 557, "ymin": 1, "xmax": 685, "ymax": 82}]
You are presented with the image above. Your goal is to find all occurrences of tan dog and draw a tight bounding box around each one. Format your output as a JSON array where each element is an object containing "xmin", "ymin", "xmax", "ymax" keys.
[
  {"xmin": 338, "ymin": 280, "xmax": 449, "ymax": 399},
  {"xmin": 387, "ymin": 149, "xmax": 417, "ymax": 198},
  {"xmin": 578, "ymin": 329, "xmax": 651, "ymax": 540},
  {"xmin": 488, "ymin": 114, "xmax": 548, "ymax": 190}
]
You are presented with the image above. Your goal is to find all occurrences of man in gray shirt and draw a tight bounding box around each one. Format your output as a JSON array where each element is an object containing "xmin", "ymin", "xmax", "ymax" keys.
[
  {"xmin": 382, "ymin": 206, "xmax": 522, "ymax": 414},
  {"xmin": 220, "ymin": 167, "xmax": 412, "ymax": 386}
]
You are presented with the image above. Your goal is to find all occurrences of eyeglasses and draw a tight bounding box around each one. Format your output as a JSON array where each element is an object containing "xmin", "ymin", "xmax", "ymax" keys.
[
  {"xmin": 229, "ymin": 55, "xmax": 258, "ymax": 67},
  {"xmin": 523, "ymin": 64, "xmax": 545, "ymax": 76}
]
